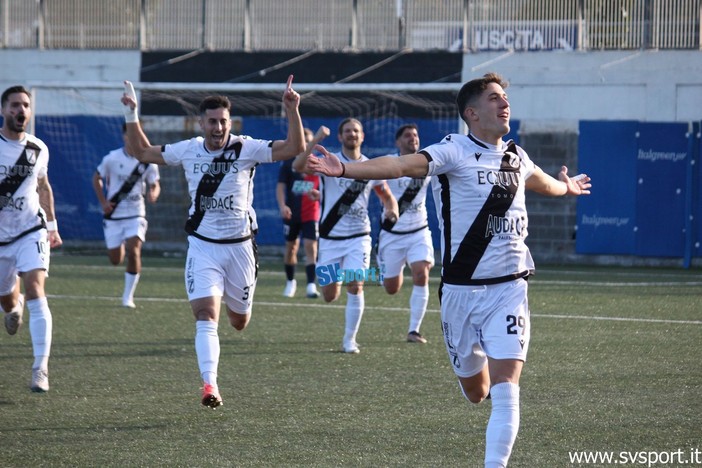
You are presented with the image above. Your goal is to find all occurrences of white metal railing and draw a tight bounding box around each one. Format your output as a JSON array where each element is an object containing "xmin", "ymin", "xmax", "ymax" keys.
[{"xmin": 0, "ymin": 0, "xmax": 699, "ymax": 51}]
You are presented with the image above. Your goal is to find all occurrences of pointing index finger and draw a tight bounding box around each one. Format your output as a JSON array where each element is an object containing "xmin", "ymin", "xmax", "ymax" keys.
[{"xmin": 286, "ymin": 75, "xmax": 294, "ymax": 90}]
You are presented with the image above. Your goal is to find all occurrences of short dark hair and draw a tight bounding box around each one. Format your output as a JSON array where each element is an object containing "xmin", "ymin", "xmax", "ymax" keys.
[
  {"xmin": 338, "ymin": 117, "xmax": 362, "ymax": 135},
  {"xmin": 455, "ymin": 72, "xmax": 508, "ymax": 124},
  {"xmin": 395, "ymin": 123, "xmax": 418, "ymax": 140},
  {"xmin": 1, "ymin": 86, "xmax": 31, "ymax": 107},
  {"xmin": 199, "ymin": 95, "xmax": 232, "ymax": 115}
]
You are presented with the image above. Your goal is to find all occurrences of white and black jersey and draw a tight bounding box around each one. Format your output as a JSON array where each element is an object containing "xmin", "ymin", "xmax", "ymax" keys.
[
  {"xmin": 319, "ymin": 152, "xmax": 384, "ymax": 240},
  {"xmin": 382, "ymin": 153, "xmax": 431, "ymax": 234},
  {"xmin": 423, "ymin": 133, "xmax": 536, "ymax": 285},
  {"xmin": 0, "ymin": 133, "xmax": 49, "ymax": 243},
  {"xmin": 96, "ymin": 148, "xmax": 160, "ymax": 220},
  {"xmin": 162, "ymin": 134, "xmax": 272, "ymax": 242}
]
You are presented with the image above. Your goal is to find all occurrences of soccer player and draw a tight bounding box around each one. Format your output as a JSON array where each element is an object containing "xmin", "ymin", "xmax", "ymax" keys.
[
  {"xmin": 0, "ymin": 85, "xmax": 63, "ymax": 392},
  {"xmin": 276, "ymin": 127, "xmax": 321, "ymax": 299},
  {"xmin": 307, "ymin": 73, "xmax": 591, "ymax": 466},
  {"xmin": 377, "ymin": 123, "xmax": 434, "ymax": 344},
  {"xmin": 120, "ymin": 75, "xmax": 305, "ymax": 408},
  {"xmin": 295, "ymin": 118, "xmax": 398, "ymax": 354},
  {"xmin": 92, "ymin": 123, "xmax": 161, "ymax": 308}
]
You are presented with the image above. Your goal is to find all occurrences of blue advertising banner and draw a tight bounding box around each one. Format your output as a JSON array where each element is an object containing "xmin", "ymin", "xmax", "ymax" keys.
[
  {"xmin": 576, "ymin": 121, "xmax": 639, "ymax": 254},
  {"xmin": 577, "ymin": 121, "xmax": 697, "ymax": 258},
  {"xmin": 634, "ymin": 123, "xmax": 689, "ymax": 256}
]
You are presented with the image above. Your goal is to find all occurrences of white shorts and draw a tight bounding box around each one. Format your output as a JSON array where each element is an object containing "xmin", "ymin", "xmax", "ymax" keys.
[
  {"xmin": 0, "ymin": 229, "xmax": 50, "ymax": 296},
  {"xmin": 103, "ymin": 217, "xmax": 148, "ymax": 250},
  {"xmin": 317, "ymin": 236, "xmax": 372, "ymax": 279},
  {"xmin": 184, "ymin": 236, "xmax": 257, "ymax": 314},
  {"xmin": 377, "ymin": 228, "xmax": 434, "ymax": 279},
  {"xmin": 439, "ymin": 279, "xmax": 531, "ymax": 378}
]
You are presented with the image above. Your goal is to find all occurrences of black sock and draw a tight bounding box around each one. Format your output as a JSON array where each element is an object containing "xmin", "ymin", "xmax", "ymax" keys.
[
  {"xmin": 285, "ymin": 264, "xmax": 295, "ymax": 281},
  {"xmin": 305, "ymin": 264, "xmax": 316, "ymax": 284}
]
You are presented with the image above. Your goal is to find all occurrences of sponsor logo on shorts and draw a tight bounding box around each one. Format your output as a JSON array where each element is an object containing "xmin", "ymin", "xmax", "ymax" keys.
[{"xmin": 315, "ymin": 262, "xmax": 381, "ymax": 286}]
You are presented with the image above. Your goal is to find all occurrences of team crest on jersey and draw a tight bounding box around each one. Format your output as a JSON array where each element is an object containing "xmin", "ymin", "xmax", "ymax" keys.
[
  {"xmin": 504, "ymin": 151, "xmax": 520, "ymax": 168},
  {"xmin": 25, "ymin": 149, "xmax": 37, "ymax": 164}
]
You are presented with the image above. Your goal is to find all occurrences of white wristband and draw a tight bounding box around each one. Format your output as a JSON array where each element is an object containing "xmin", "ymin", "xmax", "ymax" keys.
[
  {"xmin": 123, "ymin": 80, "xmax": 139, "ymax": 123},
  {"xmin": 124, "ymin": 108, "xmax": 139, "ymax": 123},
  {"xmin": 46, "ymin": 220, "xmax": 57, "ymax": 231}
]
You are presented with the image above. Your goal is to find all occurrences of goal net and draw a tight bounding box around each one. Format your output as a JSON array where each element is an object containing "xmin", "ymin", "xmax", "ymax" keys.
[{"xmin": 31, "ymin": 82, "xmax": 461, "ymax": 250}]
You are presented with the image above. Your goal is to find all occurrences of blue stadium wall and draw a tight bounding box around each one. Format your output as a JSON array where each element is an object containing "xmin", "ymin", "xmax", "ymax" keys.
[{"xmin": 576, "ymin": 121, "xmax": 701, "ymax": 263}]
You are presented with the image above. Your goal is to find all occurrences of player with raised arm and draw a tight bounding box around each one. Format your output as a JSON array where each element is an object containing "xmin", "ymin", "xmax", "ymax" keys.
[
  {"xmin": 295, "ymin": 118, "xmax": 398, "ymax": 354},
  {"xmin": 377, "ymin": 123, "xmax": 434, "ymax": 344},
  {"xmin": 0, "ymin": 85, "xmax": 63, "ymax": 392},
  {"xmin": 308, "ymin": 73, "xmax": 591, "ymax": 466},
  {"xmin": 276, "ymin": 127, "xmax": 326, "ymax": 299},
  {"xmin": 121, "ymin": 76, "xmax": 304, "ymax": 408},
  {"xmin": 92, "ymin": 123, "xmax": 161, "ymax": 308}
]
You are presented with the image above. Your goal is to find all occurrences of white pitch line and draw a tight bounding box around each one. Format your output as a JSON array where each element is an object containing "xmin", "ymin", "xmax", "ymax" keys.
[
  {"xmin": 534, "ymin": 280, "xmax": 702, "ymax": 287},
  {"xmin": 47, "ymin": 295, "xmax": 702, "ymax": 325}
]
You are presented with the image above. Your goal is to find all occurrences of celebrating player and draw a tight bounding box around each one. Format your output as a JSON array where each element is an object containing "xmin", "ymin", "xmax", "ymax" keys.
[
  {"xmin": 120, "ymin": 76, "xmax": 304, "ymax": 408},
  {"xmin": 295, "ymin": 118, "xmax": 398, "ymax": 354},
  {"xmin": 0, "ymin": 85, "xmax": 62, "ymax": 393},
  {"xmin": 307, "ymin": 72, "xmax": 591, "ymax": 466},
  {"xmin": 276, "ymin": 127, "xmax": 321, "ymax": 299},
  {"xmin": 376, "ymin": 123, "xmax": 434, "ymax": 344},
  {"xmin": 92, "ymin": 123, "xmax": 161, "ymax": 309}
]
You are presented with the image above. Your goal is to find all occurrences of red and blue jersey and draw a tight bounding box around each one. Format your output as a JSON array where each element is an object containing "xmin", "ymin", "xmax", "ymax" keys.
[{"xmin": 278, "ymin": 158, "xmax": 320, "ymax": 223}]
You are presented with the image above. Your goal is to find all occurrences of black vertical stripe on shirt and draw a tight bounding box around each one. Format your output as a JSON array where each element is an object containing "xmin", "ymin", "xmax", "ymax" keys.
[
  {"xmin": 437, "ymin": 173, "xmax": 453, "ymax": 269},
  {"xmin": 185, "ymin": 141, "xmax": 242, "ymax": 235}
]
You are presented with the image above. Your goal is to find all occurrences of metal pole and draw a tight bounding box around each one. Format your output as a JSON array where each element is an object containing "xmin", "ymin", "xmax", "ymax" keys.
[
  {"xmin": 396, "ymin": 0, "xmax": 405, "ymax": 49},
  {"xmin": 37, "ymin": 0, "xmax": 45, "ymax": 49},
  {"xmin": 201, "ymin": 0, "xmax": 207, "ymax": 49},
  {"xmin": 243, "ymin": 0, "xmax": 251, "ymax": 51},
  {"xmin": 139, "ymin": 0, "xmax": 146, "ymax": 51},
  {"xmin": 2, "ymin": 0, "xmax": 8, "ymax": 47},
  {"xmin": 351, "ymin": 0, "xmax": 358, "ymax": 49}
]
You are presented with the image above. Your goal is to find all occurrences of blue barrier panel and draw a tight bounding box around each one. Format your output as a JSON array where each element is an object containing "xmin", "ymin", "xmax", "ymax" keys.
[
  {"xmin": 693, "ymin": 122, "xmax": 702, "ymax": 262},
  {"xmin": 634, "ymin": 122, "xmax": 689, "ymax": 257},
  {"xmin": 36, "ymin": 115, "xmax": 124, "ymax": 241},
  {"xmin": 576, "ymin": 121, "xmax": 639, "ymax": 254}
]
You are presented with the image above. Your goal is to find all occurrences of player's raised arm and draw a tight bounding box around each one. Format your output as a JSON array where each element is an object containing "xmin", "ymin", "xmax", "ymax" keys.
[
  {"xmin": 271, "ymin": 75, "xmax": 305, "ymax": 161},
  {"xmin": 120, "ymin": 81, "xmax": 166, "ymax": 165},
  {"xmin": 307, "ymin": 145, "xmax": 430, "ymax": 180},
  {"xmin": 525, "ymin": 165, "xmax": 591, "ymax": 196},
  {"xmin": 293, "ymin": 125, "xmax": 330, "ymax": 173}
]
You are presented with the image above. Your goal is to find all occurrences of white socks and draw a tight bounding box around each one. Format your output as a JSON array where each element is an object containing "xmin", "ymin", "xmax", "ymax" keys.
[
  {"xmin": 485, "ymin": 382, "xmax": 520, "ymax": 468},
  {"xmin": 123, "ymin": 272, "xmax": 140, "ymax": 304},
  {"xmin": 27, "ymin": 297, "xmax": 52, "ymax": 371},
  {"xmin": 195, "ymin": 320, "xmax": 219, "ymax": 386},
  {"xmin": 343, "ymin": 291, "xmax": 364, "ymax": 344},
  {"xmin": 408, "ymin": 284, "xmax": 429, "ymax": 333}
]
